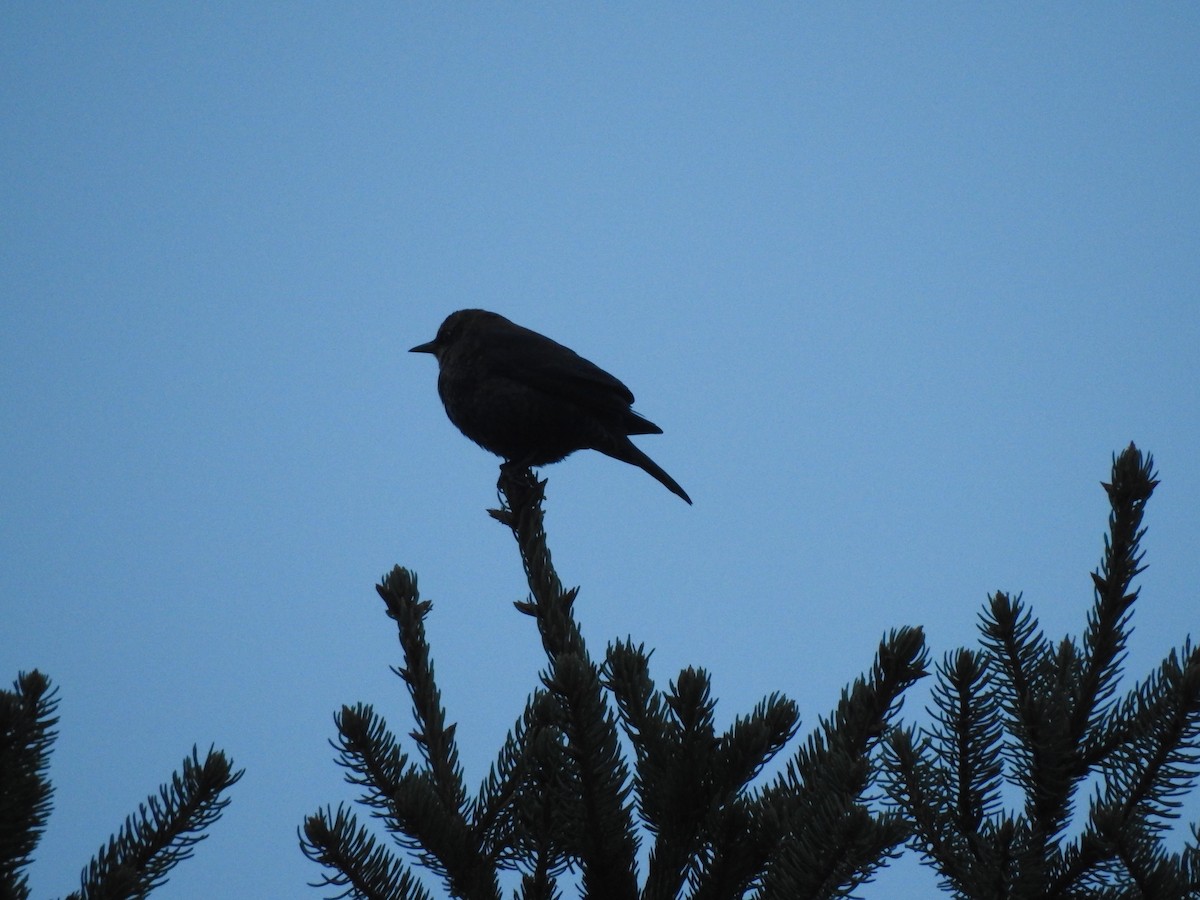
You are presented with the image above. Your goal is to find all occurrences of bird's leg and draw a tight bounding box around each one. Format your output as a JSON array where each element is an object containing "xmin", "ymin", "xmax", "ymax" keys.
[{"xmin": 498, "ymin": 459, "xmax": 539, "ymax": 496}]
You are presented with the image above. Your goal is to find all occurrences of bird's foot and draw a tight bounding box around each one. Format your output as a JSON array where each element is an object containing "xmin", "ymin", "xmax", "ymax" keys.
[{"xmin": 493, "ymin": 463, "xmax": 544, "ymax": 518}]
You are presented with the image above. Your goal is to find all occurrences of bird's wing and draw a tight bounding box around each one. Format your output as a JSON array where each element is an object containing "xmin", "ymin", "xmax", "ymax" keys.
[{"xmin": 485, "ymin": 319, "xmax": 638, "ymax": 407}]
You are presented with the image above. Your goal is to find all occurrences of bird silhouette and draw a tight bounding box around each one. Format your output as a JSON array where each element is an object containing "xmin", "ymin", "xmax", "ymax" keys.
[{"xmin": 411, "ymin": 309, "xmax": 691, "ymax": 504}]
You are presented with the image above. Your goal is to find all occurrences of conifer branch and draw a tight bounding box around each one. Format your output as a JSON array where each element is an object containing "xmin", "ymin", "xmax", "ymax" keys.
[
  {"xmin": 884, "ymin": 728, "xmax": 973, "ymax": 893},
  {"xmin": 683, "ymin": 695, "xmax": 801, "ymax": 899},
  {"xmin": 753, "ymin": 627, "xmax": 928, "ymax": 898},
  {"xmin": 490, "ymin": 468, "xmax": 586, "ymax": 661},
  {"xmin": 1090, "ymin": 642, "xmax": 1200, "ymax": 833},
  {"xmin": 888, "ymin": 444, "xmax": 1198, "ymax": 898},
  {"xmin": 0, "ymin": 670, "xmax": 59, "ymax": 900},
  {"xmin": 517, "ymin": 870, "xmax": 563, "ymax": 900},
  {"xmin": 979, "ymin": 590, "xmax": 1075, "ymax": 842},
  {"xmin": 604, "ymin": 640, "xmax": 804, "ymax": 900},
  {"xmin": 310, "ymin": 468, "xmax": 936, "ymax": 898},
  {"xmin": 494, "ymin": 467, "xmax": 640, "ymax": 899},
  {"xmin": 937, "ymin": 651, "xmax": 1004, "ymax": 838},
  {"xmin": 477, "ymin": 692, "xmax": 572, "ymax": 886},
  {"xmin": 716, "ymin": 692, "xmax": 801, "ymax": 797},
  {"xmin": 544, "ymin": 652, "xmax": 640, "ymax": 898},
  {"xmin": 374, "ymin": 567, "xmax": 500, "ymax": 900},
  {"xmin": 377, "ymin": 568, "xmax": 467, "ymax": 815},
  {"xmin": 332, "ymin": 703, "xmax": 411, "ymax": 816},
  {"xmin": 1073, "ymin": 443, "xmax": 1158, "ymax": 749},
  {"xmin": 472, "ymin": 691, "xmax": 555, "ymax": 860},
  {"xmin": 603, "ymin": 639, "xmax": 673, "ymax": 832},
  {"xmin": 301, "ymin": 805, "xmax": 434, "ymax": 900},
  {"xmin": 67, "ymin": 746, "xmax": 242, "ymax": 900},
  {"xmin": 1183, "ymin": 823, "xmax": 1200, "ymax": 891},
  {"xmin": 387, "ymin": 770, "xmax": 491, "ymax": 897},
  {"xmin": 631, "ymin": 661, "xmax": 723, "ymax": 899},
  {"xmin": 886, "ymin": 650, "xmax": 1007, "ymax": 894}
]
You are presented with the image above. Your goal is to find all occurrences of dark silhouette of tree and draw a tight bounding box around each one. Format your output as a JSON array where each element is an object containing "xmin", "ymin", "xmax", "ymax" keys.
[
  {"xmin": 0, "ymin": 670, "xmax": 242, "ymax": 900},
  {"xmin": 885, "ymin": 443, "xmax": 1200, "ymax": 898},
  {"xmin": 302, "ymin": 445, "xmax": 1197, "ymax": 899},
  {"xmin": 302, "ymin": 468, "xmax": 928, "ymax": 899}
]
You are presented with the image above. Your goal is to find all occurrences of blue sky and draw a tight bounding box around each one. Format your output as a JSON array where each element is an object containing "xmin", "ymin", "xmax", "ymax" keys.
[{"xmin": 3, "ymin": 5, "xmax": 1198, "ymax": 897}]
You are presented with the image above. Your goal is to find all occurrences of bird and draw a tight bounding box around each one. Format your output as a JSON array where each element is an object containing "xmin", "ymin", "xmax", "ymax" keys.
[{"xmin": 411, "ymin": 309, "xmax": 691, "ymax": 504}]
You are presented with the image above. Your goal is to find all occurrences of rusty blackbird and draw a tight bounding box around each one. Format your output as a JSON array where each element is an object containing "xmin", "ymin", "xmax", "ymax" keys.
[{"xmin": 411, "ymin": 309, "xmax": 691, "ymax": 504}]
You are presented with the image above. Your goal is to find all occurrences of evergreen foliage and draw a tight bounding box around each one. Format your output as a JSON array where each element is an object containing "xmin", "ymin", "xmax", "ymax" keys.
[
  {"xmin": 1, "ymin": 671, "xmax": 57, "ymax": 899},
  {"xmin": 884, "ymin": 443, "xmax": 1200, "ymax": 898},
  {"xmin": 0, "ymin": 671, "xmax": 242, "ymax": 900},
  {"xmin": 302, "ymin": 468, "xmax": 928, "ymax": 899}
]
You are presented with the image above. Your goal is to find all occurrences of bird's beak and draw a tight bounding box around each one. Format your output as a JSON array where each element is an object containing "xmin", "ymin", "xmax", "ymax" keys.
[{"xmin": 409, "ymin": 340, "xmax": 438, "ymax": 354}]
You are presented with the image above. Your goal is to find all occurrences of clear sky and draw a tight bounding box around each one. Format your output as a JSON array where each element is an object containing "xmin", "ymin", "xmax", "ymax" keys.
[{"xmin": 3, "ymin": 5, "xmax": 1197, "ymax": 898}]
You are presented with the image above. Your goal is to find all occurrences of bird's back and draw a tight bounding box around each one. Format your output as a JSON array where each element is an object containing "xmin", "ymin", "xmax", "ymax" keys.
[{"xmin": 435, "ymin": 311, "xmax": 661, "ymax": 464}]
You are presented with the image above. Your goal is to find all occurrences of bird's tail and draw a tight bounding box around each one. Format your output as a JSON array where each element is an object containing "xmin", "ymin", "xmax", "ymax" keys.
[
  {"xmin": 600, "ymin": 437, "xmax": 692, "ymax": 505},
  {"xmin": 624, "ymin": 410, "xmax": 664, "ymax": 436}
]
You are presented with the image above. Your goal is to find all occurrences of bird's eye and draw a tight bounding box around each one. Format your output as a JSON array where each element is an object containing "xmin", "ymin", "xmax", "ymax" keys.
[{"xmin": 438, "ymin": 317, "xmax": 460, "ymax": 343}]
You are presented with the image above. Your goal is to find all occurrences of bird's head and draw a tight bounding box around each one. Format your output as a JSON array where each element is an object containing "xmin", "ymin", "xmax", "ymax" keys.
[{"xmin": 410, "ymin": 309, "xmax": 502, "ymax": 360}]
